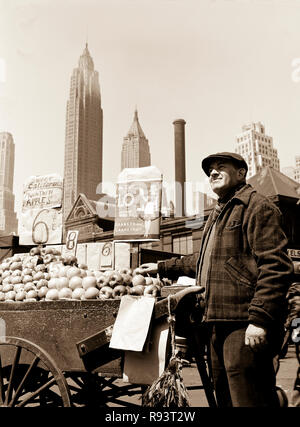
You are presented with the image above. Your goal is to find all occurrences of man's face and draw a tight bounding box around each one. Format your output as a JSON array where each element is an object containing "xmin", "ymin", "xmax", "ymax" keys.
[{"xmin": 208, "ymin": 160, "xmax": 245, "ymax": 197}]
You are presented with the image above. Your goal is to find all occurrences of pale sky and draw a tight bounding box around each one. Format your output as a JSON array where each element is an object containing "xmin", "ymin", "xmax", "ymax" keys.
[{"xmin": 1, "ymin": 0, "xmax": 300, "ymax": 219}]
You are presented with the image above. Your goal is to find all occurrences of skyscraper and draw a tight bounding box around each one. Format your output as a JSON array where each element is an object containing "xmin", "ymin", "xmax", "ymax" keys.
[
  {"xmin": 0, "ymin": 132, "xmax": 18, "ymax": 235},
  {"xmin": 282, "ymin": 155, "xmax": 300, "ymax": 183},
  {"xmin": 235, "ymin": 122, "xmax": 280, "ymax": 178},
  {"xmin": 121, "ymin": 109, "xmax": 151, "ymax": 170},
  {"xmin": 63, "ymin": 44, "xmax": 103, "ymax": 219},
  {"xmin": 294, "ymin": 155, "xmax": 300, "ymax": 183}
]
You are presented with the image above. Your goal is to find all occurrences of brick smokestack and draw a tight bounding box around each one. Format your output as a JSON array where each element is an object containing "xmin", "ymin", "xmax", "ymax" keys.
[{"xmin": 173, "ymin": 119, "xmax": 186, "ymax": 217}]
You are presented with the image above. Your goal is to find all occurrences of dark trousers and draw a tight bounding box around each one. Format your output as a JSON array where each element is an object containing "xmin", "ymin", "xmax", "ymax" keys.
[{"xmin": 208, "ymin": 322, "xmax": 280, "ymax": 407}]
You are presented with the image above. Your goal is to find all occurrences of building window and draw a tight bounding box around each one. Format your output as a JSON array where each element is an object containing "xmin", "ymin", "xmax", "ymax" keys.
[{"xmin": 172, "ymin": 233, "xmax": 193, "ymax": 255}]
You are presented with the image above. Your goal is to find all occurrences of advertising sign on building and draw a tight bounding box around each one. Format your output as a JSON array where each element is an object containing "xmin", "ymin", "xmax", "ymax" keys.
[
  {"xmin": 114, "ymin": 166, "xmax": 162, "ymax": 241},
  {"xmin": 19, "ymin": 173, "xmax": 63, "ymax": 245}
]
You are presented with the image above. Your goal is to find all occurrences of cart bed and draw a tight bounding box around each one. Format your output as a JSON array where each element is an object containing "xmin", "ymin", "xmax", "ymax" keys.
[{"xmin": 0, "ymin": 300, "xmax": 122, "ymax": 376}]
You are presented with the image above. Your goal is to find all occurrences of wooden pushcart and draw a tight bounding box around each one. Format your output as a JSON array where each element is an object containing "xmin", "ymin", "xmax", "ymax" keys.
[{"xmin": 0, "ymin": 287, "xmax": 216, "ymax": 407}]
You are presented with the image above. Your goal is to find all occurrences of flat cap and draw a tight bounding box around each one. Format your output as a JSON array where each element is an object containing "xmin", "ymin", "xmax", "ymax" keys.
[{"xmin": 202, "ymin": 152, "xmax": 248, "ymax": 176}]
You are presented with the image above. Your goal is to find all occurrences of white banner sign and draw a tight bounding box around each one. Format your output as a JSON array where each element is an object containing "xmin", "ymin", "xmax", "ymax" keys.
[
  {"xmin": 114, "ymin": 166, "xmax": 162, "ymax": 241},
  {"xmin": 19, "ymin": 173, "xmax": 63, "ymax": 245}
]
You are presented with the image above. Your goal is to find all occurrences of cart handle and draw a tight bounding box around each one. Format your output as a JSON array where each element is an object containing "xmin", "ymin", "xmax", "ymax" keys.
[{"xmin": 154, "ymin": 286, "xmax": 204, "ymax": 320}]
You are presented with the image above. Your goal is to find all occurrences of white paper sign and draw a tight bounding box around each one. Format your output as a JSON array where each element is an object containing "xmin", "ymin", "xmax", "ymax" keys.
[
  {"xmin": 19, "ymin": 173, "xmax": 63, "ymax": 245},
  {"xmin": 86, "ymin": 242, "xmax": 101, "ymax": 270},
  {"xmin": 19, "ymin": 208, "xmax": 62, "ymax": 245},
  {"xmin": 109, "ymin": 295, "xmax": 155, "ymax": 351},
  {"xmin": 176, "ymin": 276, "xmax": 196, "ymax": 286},
  {"xmin": 114, "ymin": 242, "xmax": 130, "ymax": 270},
  {"xmin": 76, "ymin": 243, "xmax": 87, "ymax": 265}
]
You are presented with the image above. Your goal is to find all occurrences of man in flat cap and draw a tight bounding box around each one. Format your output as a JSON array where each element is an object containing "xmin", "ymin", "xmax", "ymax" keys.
[{"xmin": 140, "ymin": 152, "xmax": 293, "ymax": 407}]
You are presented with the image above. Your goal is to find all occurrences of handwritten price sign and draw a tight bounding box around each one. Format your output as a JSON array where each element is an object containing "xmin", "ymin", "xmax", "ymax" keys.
[{"xmin": 19, "ymin": 174, "xmax": 63, "ymax": 245}]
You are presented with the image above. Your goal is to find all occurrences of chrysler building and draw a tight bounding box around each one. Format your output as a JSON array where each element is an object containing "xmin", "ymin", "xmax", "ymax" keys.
[{"xmin": 121, "ymin": 109, "xmax": 151, "ymax": 170}]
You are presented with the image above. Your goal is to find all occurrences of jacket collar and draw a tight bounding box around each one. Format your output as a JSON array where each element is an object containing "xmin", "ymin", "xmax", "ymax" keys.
[{"xmin": 230, "ymin": 183, "xmax": 255, "ymax": 206}]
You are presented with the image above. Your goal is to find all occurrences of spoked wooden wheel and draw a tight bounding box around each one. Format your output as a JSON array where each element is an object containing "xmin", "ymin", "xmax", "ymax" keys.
[
  {"xmin": 65, "ymin": 372, "xmax": 142, "ymax": 407},
  {"xmin": 0, "ymin": 337, "xmax": 71, "ymax": 407}
]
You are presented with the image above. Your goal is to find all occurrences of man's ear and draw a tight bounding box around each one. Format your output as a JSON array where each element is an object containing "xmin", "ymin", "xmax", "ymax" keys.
[{"xmin": 238, "ymin": 168, "xmax": 247, "ymax": 180}]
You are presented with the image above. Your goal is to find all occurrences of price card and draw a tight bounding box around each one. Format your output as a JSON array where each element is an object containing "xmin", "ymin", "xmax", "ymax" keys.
[
  {"xmin": 86, "ymin": 243, "xmax": 101, "ymax": 270},
  {"xmin": 63, "ymin": 230, "xmax": 79, "ymax": 257},
  {"xmin": 76, "ymin": 243, "xmax": 87, "ymax": 265},
  {"xmin": 100, "ymin": 242, "xmax": 113, "ymax": 268}
]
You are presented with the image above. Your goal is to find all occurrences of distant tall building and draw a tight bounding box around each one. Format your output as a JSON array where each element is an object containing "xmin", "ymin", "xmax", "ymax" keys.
[
  {"xmin": 0, "ymin": 132, "xmax": 18, "ymax": 235},
  {"xmin": 282, "ymin": 155, "xmax": 300, "ymax": 183},
  {"xmin": 63, "ymin": 44, "xmax": 103, "ymax": 219},
  {"xmin": 294, "ymin": 155, "xmax": 300, "ymax": 183},
  {"xmin": 192, "ymin": 191, "xmax": 216, "ymax": 215},
  {"xmin": 121, "ymin": 109, "xmax": 151, "ymax": 170},
  {"xmin": 235, "ymin": 122, "xmax": 280, "ymax": 178}
]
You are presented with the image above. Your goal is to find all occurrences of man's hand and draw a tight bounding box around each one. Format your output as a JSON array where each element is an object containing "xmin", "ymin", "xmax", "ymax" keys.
[
  {"xmin": 245, "ymin": 324, "xmax": 267, "ymax": 351},
  {"xmin": 134, "ymin": 263, "xmax": 158, "ymax": 276}
]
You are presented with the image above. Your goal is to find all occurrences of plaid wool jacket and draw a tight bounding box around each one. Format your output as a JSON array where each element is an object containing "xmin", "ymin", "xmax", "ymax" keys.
[{"xmin": 158, "ymin": 184, "xmax": 294, "ymax": 328}]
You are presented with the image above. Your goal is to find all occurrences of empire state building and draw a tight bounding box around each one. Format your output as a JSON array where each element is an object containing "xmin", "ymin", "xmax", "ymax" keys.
[{"xmin": 63, "ymin": 44, "xmax": 103, "ymax": 219}]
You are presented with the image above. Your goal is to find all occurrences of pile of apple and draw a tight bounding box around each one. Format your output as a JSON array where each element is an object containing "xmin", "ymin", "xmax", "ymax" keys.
[{"xmin": 0, "ymin": 247, "xmax": 164, "ymax": 302}]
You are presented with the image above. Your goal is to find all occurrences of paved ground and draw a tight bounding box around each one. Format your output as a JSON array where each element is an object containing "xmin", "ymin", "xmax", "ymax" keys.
[{"xmin": 110, "ymin": 344, "xmax": 299, "ymax": 407}]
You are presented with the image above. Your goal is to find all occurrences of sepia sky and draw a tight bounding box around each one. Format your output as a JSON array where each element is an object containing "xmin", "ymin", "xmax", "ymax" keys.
[{"xmin": 1, "ymin": 0, "xmax": 300, "ymax": 218}]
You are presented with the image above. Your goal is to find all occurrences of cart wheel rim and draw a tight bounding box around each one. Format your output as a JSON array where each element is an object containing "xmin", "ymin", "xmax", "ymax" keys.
[{"xmin": 0, "ymin": 336, "xmax": 71, "ymax": 407}]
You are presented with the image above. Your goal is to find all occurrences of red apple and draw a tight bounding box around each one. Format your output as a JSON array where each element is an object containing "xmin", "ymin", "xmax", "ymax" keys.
[
  {"xmin": 43, "ymin": 254, "xmax": 54, "ymax": 264},
  {"xmin": 132, "ymin": 274, "xmax": 146, "ymax": 287},
  {"xmin": 112, "ymin": 285, "xmax": 127, "ymax": 299},
  {"xmin": 118, "ymin": 267, "xmax": 132, "ymax": 275},
  {"xmin": 10, "ymin": 261, "xmax": 23, "ymax": 271},
  {"xmin": 78, "ymin": 263, "xmax": 88, "ymax": 270},
  {"xmin": 99, "ymin": 286, "xmax": 114, "ymax": 299},
  {"xmin": 144, "ymin": 284, "xmax": 160, "ymax": 297},
  {"xmin": 16, "ymin": 290, "xmax": 26, "ymax": 301},
  {"xmin": 109, "ymin": 273, "xmax": 124, "ymax": 288},
  {"xmin": 129, "ymin": 285, "xmax": 145, "ymax": 296},
  {"xmin": 44, "ymin": 247, "xmax": 54, "ymax": 255},
  {"xmin": 121, "ymin": 273, "xmax": 132, "ymax": 286},
  {"xmin": 30, "ymin": 247, "xmax": 41, "ymax": 256},
  {"xmin": 36, "ymin": 279, "xmax": 48, "ymax": 289},
  {"xmin": 96, "ymin": 275, "xmax": 109, "ymax": 289},
  {"xmin": 35, "ymin": 264, "xmax": 47, "ymax": 272}
]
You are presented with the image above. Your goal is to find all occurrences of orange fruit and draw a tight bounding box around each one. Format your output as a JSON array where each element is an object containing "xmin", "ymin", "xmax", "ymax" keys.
[
  {"xmin": 57, "ymin": 277, "xmax": 69, "ymax": 290},
  {"xmin": 72, "ymin": 288, "xmax": 85, "ymax": 300},
  {"xmin": 67, "ymin": 266, "xmax": 81, "ymax": 279},
  {"xmin": 69, "ymin": 276, "xmax": 83, "ymax": 290},
  {"xmin": 46, "ymin": 289, "xmax": 59, "ymax": 300},
  {"xmin": 82, "ymin": 276, "xmax": 97, "ymax": 290},
  {"xmin": 58, "ymin": 287, "xmax": 72, "ymax": 299}
]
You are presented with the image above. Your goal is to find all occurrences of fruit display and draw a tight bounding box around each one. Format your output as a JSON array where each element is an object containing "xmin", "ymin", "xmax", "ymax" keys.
[{"xmin": 0, "ymin": 247, "xmax": 164, "ymax": 302}]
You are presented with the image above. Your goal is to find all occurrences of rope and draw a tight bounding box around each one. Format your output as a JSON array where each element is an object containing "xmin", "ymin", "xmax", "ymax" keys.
[
  {"xmin": 167, "ymin": 295, "xmax": 177, "ymax": 359},
  {"xmin": 141, "ymin": 293, "xmax": 190, "ymax": 407}
]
